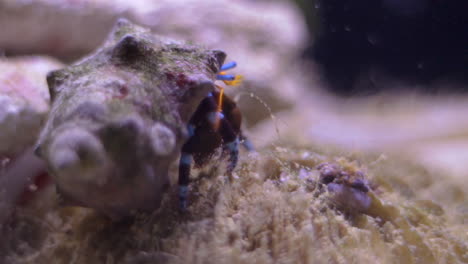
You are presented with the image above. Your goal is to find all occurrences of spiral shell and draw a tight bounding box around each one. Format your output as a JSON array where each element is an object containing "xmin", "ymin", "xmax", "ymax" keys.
[{"xmin": 35, "ymin": 19, "xmax": 227, "ymax": 217}]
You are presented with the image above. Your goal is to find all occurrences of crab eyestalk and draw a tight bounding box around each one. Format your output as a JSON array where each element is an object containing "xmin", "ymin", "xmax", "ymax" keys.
[{"xmin": 213, "ymin": 85, "xmax": 225, "ymax": 131}]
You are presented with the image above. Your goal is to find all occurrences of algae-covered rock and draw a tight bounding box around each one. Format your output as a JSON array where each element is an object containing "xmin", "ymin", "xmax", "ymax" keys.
[
  {"xmin": 137, "ymin": 0, "xmax": 309, "ymax": 125},
  {"xmin": 0, "ymin": 0, "xmax": 309, "ymax": 125},
  {"xmin": 35, "ymin": 19, "xmax": 227, "ymax": 218}
]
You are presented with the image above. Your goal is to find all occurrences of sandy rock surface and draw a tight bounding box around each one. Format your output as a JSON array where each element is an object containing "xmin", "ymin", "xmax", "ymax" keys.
[{"xmin": 1, "ymin": 143, "xmax": 467, "ymax": 264}]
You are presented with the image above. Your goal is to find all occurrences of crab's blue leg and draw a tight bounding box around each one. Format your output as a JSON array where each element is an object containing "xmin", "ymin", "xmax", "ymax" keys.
[
  {"xmin": 217, "ymin": 117, "xmax": 239, "ymax": 174},
  {"xmin": 240, "ymin": 132, "xmax": 255, "ymax": 152},
  {"xmin": 224, "ymin": 138, "xmax": 239, "ymax": 174},
  {"xmin": 178, "ymin": 152, "xmax": 193, "ymax": 210}
]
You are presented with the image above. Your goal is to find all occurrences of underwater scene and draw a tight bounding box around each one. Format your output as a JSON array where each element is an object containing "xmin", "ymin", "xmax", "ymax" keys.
[{"xmin": 0, "ymin": 0, "xmax": 466, "ymax": 263}]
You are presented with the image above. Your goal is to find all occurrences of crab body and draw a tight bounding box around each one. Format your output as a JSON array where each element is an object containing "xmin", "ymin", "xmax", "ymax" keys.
[
  {"xmin": 181, "ymin": 91, "xmax": 241, "ymax": 166},
  {"xmin": 178, "ymin": 87, "xmax": 253, "ymax": 208},
  {"xmin": 35, "ymin": 19, "xmax": 228, "ymax": 217}
]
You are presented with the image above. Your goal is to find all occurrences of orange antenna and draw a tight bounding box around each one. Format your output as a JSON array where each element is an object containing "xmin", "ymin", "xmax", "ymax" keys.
[{"xmin": 214, "ymin": 85, "xmax": 224, "ymax": 131}]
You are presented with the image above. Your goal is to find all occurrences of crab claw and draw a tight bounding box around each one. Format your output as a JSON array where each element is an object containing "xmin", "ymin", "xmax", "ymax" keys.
[
  {"xmin": 48, "ymin": 127, "xmax": 108, "ymax": 186},
  {"xmin": 150, "ymin": 122, "xmax": 176, "ymax": 156}
]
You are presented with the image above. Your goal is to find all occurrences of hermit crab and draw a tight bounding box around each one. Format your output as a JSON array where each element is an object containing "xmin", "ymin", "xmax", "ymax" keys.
[
  {"xmin": 33, "ymin": 18, "xmax": 252, "ymax": 218},
  {"xmin": 178, "ymin": 61, "xmax": 254, "ymax": 209}
]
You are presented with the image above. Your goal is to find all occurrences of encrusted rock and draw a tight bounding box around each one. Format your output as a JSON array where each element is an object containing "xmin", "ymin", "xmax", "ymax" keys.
[
  {"xmin": 317, "ymin": 162, "xmax": 372, "ymax": 213},
  {"xmin": 0, "ymin": 56, "xmax": 61, "ymax": 229},
  {"xmin": 35, "ymin": 19, "xmax": 227, "ymax": 218},
  {"xmin": 0, "ymin": 56, "xmax": 63, "ymax": 155},
  {"xmin": 0, "ymin": 0, "xmax": 124, "ymax": 60}
]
